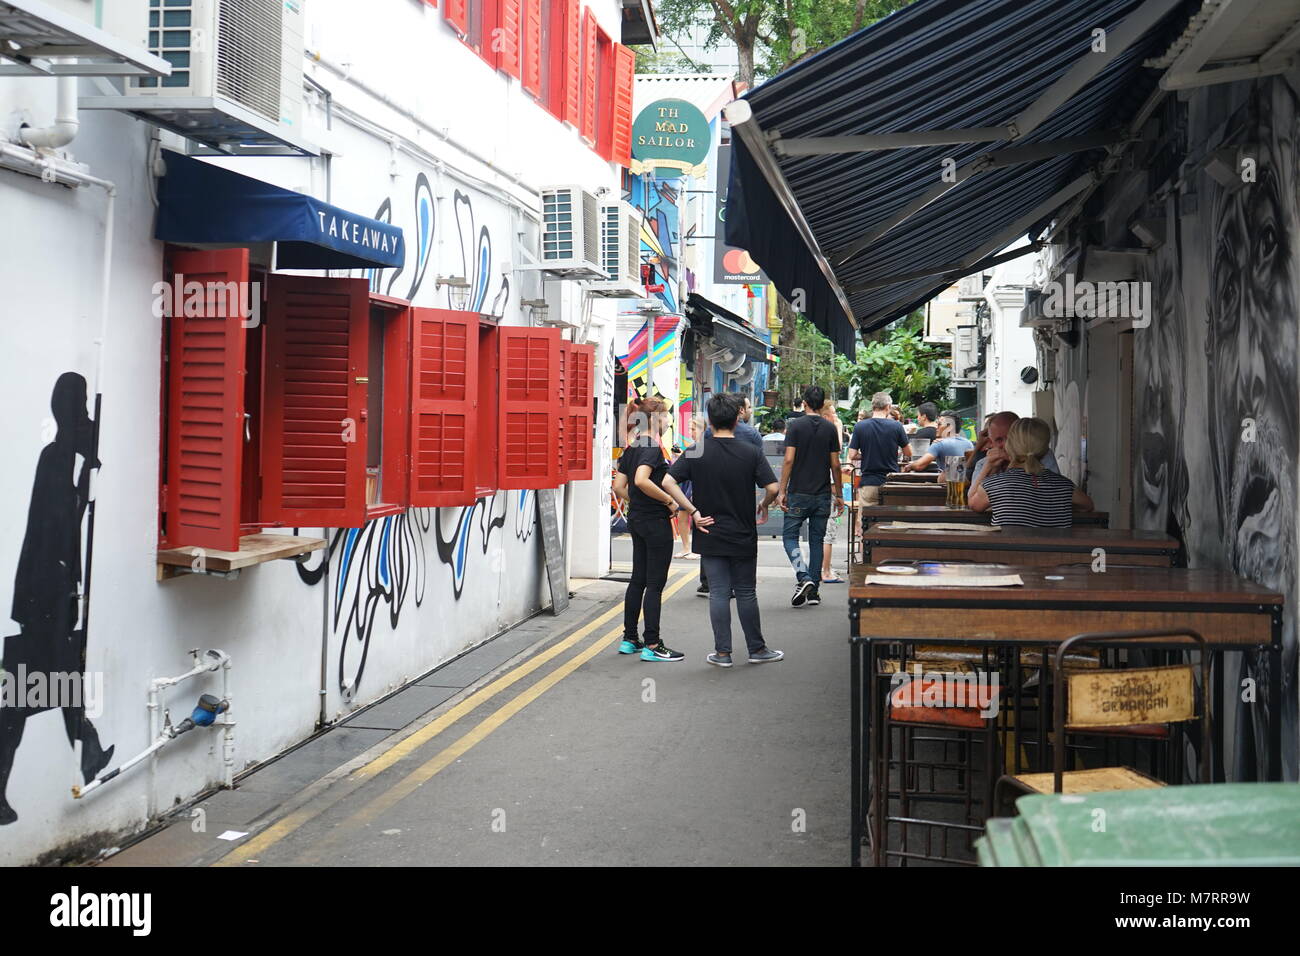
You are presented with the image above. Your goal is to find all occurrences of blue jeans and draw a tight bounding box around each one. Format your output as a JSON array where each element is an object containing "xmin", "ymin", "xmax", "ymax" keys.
[
  {"xmin": 782, "ymin": 492, "xmax": 831, "ymax": 585},
  {"xmin": 699, "ymin": 555, "xmax": 765, "ymax": 656}
]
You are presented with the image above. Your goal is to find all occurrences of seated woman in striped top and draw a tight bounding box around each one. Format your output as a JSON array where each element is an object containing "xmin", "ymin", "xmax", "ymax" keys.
[{"xmin": 967, "ymin": 417, "xmax": 1093, "ymax": 527}]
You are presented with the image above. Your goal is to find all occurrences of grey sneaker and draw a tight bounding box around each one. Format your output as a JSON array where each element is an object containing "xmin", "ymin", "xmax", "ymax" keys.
[
  {"xmin": 706, "ymin": 652, "xmax": 733, "ymax": 668},
  {"xmin": 749, "ymin": 647, "xmax": 785, "ymax": 664}
]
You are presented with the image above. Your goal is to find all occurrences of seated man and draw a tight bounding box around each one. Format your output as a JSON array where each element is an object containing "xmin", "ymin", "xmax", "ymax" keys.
[
  {"xmin": 901, "ymin": 412, "xmax": 973, "ymax": 475},
  {"xmin": 969, "ymin": 410, "xmax": 1060, "ymax": 487},
  {"xmin": 968, "ymin": 418, "xmax": 1093, "ymax": 526}
]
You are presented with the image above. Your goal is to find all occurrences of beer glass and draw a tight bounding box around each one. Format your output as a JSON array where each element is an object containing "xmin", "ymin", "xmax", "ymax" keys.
[{"xmin": 943, "ymin": 455, "xmax": 968, "ymax": 509}]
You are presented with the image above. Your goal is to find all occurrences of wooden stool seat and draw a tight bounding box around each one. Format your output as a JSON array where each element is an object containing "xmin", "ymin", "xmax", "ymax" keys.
[{"xmin": 1010, "ymin": 766, "xmax": 1165, "ymax": 795}]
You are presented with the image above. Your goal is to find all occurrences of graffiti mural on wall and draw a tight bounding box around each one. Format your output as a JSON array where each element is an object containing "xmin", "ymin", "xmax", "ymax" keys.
[
  {"xmin": 1134, "ymin": 76, "xmax": 1300, "ymax": 779},
  {"xmin": 0, "ymin": 373, "xmax": 114, "ymax": 824},
  {"xmin": 626, "ymin": 176, "xmax": 681, "ymax": 313},
  {"xmin": 303, "ymin": 176, "xmax": 528, "ymax": 698}
]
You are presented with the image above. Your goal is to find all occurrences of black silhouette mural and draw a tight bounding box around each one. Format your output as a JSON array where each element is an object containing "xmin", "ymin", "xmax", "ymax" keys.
[{"xmin": 0, "ymin": 372, "xmax": 114, "ymax": 824}]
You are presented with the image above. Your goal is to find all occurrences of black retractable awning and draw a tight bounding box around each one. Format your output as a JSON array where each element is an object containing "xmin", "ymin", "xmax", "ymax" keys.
[
  {"xmin": 686, "ymin": 292, "xmax": 772, "ymax": 362},
  {"xmin": 725, "ymin": 0, "xmax": 1186, "ymax": 355}
]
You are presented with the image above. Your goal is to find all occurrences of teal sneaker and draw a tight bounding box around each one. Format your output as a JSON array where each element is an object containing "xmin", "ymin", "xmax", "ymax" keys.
[
  {"xmin": 618, "ymin": 638, "xmax": 645, "ymax": 655},
  {"xmin": 640, "ymin": 644, "xmax": 685, "ymax": 662}
]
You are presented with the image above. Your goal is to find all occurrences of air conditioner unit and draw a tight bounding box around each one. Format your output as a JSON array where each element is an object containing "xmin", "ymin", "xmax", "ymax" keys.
[
  {"xmin": 125, "ymin": 0, "xmax": 303, "ymax": 127},
  {"xmin": 590, "ymin": 199, "xmax": 645, "ymax": 298},
  {"xmin": 1020, "ymin": 288, "xmax": 1063, "ymax": 329},
  {"xmin": 540, "ymin": 185, "xmax": 605, "ymax": 279},
  {"xmin": 80, "ymin": 0, "xmax": 312, "ymax": 153}
]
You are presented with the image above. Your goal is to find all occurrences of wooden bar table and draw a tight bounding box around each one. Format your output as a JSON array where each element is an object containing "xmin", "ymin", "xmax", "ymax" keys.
[
  {"xmin": 861, "ymin": 526, "xmax": 1179, "ymax": 568},
  {"xmin": 847, "ymin": 503, "xmax": 1110, "ymax": 564},
  {"xmin": 879, "ymin": 482, "xmax": 946, "ymax": 506},
  {"xmin": 847, "ymin": 563, "xmax": 1284, "ymax": 866}
]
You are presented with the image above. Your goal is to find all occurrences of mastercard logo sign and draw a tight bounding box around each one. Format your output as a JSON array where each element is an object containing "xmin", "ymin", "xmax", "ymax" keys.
[{"xmin": 722, "ymin": 248, "xmax": 762, "ymax": 275}]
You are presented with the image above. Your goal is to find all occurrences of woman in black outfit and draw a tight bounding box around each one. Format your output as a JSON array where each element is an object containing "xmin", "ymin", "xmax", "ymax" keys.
[{"xmin": 613, "ymin": 398, "xmax": 690, "ymax": 662}]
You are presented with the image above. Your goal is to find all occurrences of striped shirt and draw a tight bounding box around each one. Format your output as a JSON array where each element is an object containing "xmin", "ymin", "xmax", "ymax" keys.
[{"xmin": 981, "ymin": 467, "xmax": 1076, "ymax": 527}]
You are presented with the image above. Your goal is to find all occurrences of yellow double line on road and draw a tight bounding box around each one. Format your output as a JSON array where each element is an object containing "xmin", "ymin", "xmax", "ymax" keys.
[{"xmin": 216, "ymin": 569, "xmax": 694, "ymax": 866}]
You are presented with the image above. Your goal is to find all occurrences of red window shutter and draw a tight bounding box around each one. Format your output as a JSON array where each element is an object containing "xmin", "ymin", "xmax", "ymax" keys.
[
  {"xmin": 410, "ymin": 308, "xmax": 478, "ymax": 507},
  {"xmin": 445, "ymin": 0, "xmax": 469, "ymax": 36},
  {"xmin": 555, "ymin": 342, "xmax": 568, "ymax": 480},
  {"xmin": 164, "ymin": 248, "xmax": 249, "ymax": 552},
  {"xmin": 498, "ymin": 327, "xmax": 561, "ymax": 489},
  {"xmin": 561, "ymin": 0, "xmax": 581, "ymax": 126},
  {"xmin": 522, "ymin": 0, "xmax": 542, "ymax": 96},
  {"xmin": 609, "ymin": 43, "xmax": 636, "ymax": 166},
  {"xmin": 579, "ymin": 9, "xmax": 598, "ymax": 143},
  {"xmin": 261, "ymin": 275, "xmax": 369, "ymax": 529},
  {"xmin": 564, "ymin": 343, "xmax": 595, "ymax": 481},
  {"xmin": 496, "ymin": 0, "xmax": 522, "ymax": 78}
]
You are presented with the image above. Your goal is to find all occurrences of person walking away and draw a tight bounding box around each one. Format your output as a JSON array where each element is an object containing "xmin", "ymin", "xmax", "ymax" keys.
[
  {"xmin": 663, "ymin": 394, "xmax": 783, "ymax": 667},
  {"xmin": 847, "ymin": 392, "xmax": 911, "ymax": 536},
  {"xmin": 612, "ymin": 398, "xmax": 687, "ymax": 662},
  {"xmin": 901, "ymin": 412, "xmax": 974, "ymax": 474},
  {"xmin": 698, "ymin": 393, "xmax": 763, "ymax": 597},
  {"xmin": 968, "ymin": 417, "xmax": 1093, "ymax": 526},
  {"xmin": 778, "ymin": 386, "xmax": 844, "ymax": 607}
]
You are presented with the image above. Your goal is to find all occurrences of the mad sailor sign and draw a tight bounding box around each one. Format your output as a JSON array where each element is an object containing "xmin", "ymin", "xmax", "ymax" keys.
[{"xmin": 631, "ymin": 98, "xmax": 710, "ymax": 178}]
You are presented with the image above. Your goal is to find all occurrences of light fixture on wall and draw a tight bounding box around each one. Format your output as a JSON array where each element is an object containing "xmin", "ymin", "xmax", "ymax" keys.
[
  {"xmin": 522, "ymin": 298, "xmax": 550, "ymax": 324},
  {"xmin": 436, "ymin": 275, "xmax": 472, "ymax": 310}
]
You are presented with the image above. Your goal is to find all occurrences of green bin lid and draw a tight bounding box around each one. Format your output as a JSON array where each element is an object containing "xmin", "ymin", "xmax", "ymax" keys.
[{"xmin": 1010, "ymin": 783, "xmax": 1300, "ymax": 866}]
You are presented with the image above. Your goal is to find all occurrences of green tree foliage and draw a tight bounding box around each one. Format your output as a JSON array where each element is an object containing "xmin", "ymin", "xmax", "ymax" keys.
[
  {"xmin": 650, "ymin": 0, "xmax": 915, "ymax": 87},
  {"xmin": 845, "ymin": 312, "xmax": 951, "ymax": 417},
  {"xmin": 773, "ymin": 313, "xmax": 950, "ymax": 418}
]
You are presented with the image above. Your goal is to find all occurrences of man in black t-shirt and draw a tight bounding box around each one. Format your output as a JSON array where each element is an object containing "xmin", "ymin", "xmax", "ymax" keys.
[
  {"xmin": 778, "ymin": 386, "xmax": 844, "ymax": 607},
  {"xmin": 664, "ymin": 393, "xmax": 784, "ymax": 668}
]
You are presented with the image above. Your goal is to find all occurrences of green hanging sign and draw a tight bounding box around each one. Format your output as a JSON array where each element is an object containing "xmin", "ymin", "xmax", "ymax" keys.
[{"xmin": 631, "ymin": 98, "xmax": 711, "ymax": 178}]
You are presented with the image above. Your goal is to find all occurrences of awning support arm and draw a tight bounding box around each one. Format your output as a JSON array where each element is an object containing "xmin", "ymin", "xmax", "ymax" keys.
[
  {"xmin": 1158, "ymin": 0, "xmax": 1271, "ymax": 90},
  {"xmin": 1010, "ymin": 0, "xmax": 1183, "ymax": 137},
  {"xmin": 832, "ymin": 130, "xmax": 1125, "ymax": 266},
  {"xmin": 725, "ymin": 99, "xmax": 858, "ymax": 331},
  {"xmin": 857, "ymin": 171, "xmax": 1096, "ymax": 330},
  {"xmin": 848, "ymin": 242, "xmax": 1042, "ymax": 294}
]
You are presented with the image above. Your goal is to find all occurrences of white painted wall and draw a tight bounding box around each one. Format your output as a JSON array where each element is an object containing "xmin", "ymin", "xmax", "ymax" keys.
[
  {"xmin": 0, "ymin": 0, "xmax": 623, "ymax": 863},
  {"xmin": 983, "ymin": 253, "xmax": 1038, "ymax": 418}
]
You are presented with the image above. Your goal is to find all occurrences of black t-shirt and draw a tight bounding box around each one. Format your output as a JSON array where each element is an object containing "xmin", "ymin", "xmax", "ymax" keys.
[
  {"xmin": 783, "ymin": 414, "xmax": 841, "ymax": 497},
  {"xmin": 668, "ymin": 437, "xmax": 777, "ymax": 557},
  {"xmin": 618, "ymin": 437, "xmax": 671, "ymax": 519},
  {"xmin": 849, "ymin": 417, "xmax": 911, "ymax": 485}
]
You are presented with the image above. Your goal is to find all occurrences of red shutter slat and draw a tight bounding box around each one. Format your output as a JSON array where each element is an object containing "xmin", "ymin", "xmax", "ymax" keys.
[
  {"xmin": 262, "ymin": 275, "xmax": 369, "ymax": 529},
  {"xmin": 579, "ymin": 9, "xmax": 598, "ymax": 143},
  {"xmin": 522, "ymin": 0, "xmax": 542, "ymax": 96},
  {"xmin": 561, "ymin": 0, "xmax": 581, "ymax": 126},
  {"xmin": 496, "ymin": 0, "xmax": 522, "ymax": 78},
  {"xmin": 498, "ymin": 327, "xmax": 561, "ymax": 489},
  {"xmin": 445, "ymin": 0, "xmax": 469, "ymax": 36},
  {"xmin": 410, "ymin": 308, "xmax": 479, "ymax": 507},
  {"xmin": 610, "ymin": 43, "xmax": 636, "ymax": 167},
  {"xmin": 564, "ymin": 343, "xmax": 595, "ymax": 481},
  {"xmin": 164, "ymin": 248, "xmax": 249, "ymax": 552}
]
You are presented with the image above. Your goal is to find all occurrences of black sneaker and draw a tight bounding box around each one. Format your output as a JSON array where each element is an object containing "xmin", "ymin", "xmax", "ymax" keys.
[
  {"xmin": 791, "ymin": 580, "xmax": 815, "ymax": 607},
  {"xmin": 641, "ymin": 644, "xmax": 685, "ymax": 662},
  {"xmin": 807, "ymin": 588, "xmax": 821, "ymax": 606},
  {"xmin": 696, "ymin": 584, "xmax": 710, "ymax": 598}
]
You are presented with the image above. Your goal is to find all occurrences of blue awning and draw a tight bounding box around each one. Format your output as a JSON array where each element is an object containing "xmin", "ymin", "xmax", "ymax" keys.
[
  {"xmin": 155, "ymin": 150, "xmax": 404, "ymax": 270},
  {"xmin": 725, "ymin": 0, "xmax": 1186, "ymax": 355}
]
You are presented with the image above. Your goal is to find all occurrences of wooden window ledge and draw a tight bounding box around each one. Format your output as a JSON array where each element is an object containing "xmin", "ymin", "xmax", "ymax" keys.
[{"xmin": 157, "ymin": 534, "xmax": 327, "ymax": 581}]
